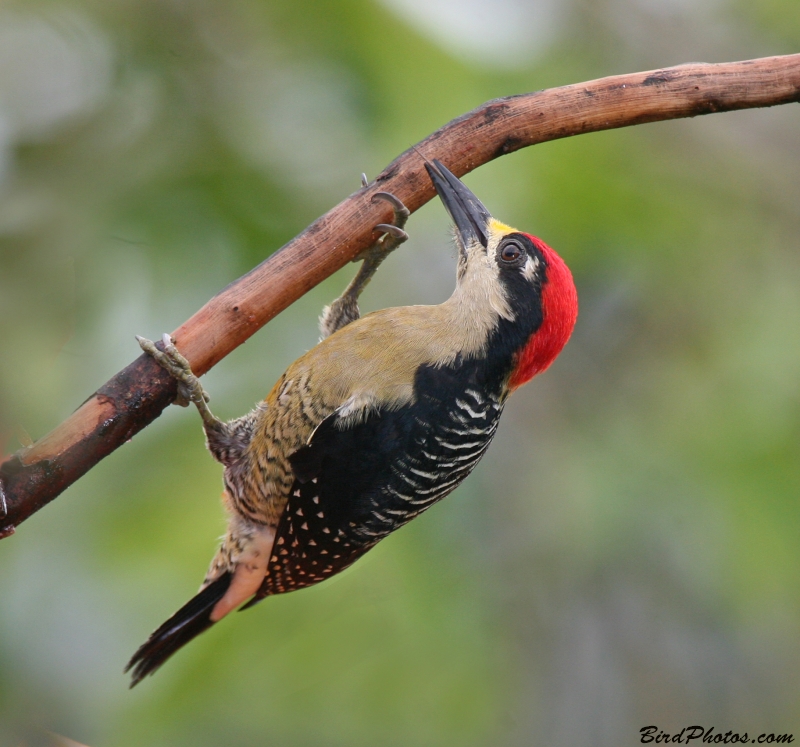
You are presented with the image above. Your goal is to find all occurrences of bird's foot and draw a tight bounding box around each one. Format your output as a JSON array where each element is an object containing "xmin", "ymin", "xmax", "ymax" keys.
[
  {"xmin": 354, "ymin": 191, "xmax": 410, "ymax": 263},
  {"xmin": 137, "ymin": 334, "xmax": 209, "ymax": 409},
  {"xmin": 320, "ymin": 191, "xmax": 410, "ymax": 338}
]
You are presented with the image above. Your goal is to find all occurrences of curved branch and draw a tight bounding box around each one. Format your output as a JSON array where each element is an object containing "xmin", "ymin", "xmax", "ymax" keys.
[{"xmin": 2, "ymin": 53, "xmax": 799, "ymax": 537}]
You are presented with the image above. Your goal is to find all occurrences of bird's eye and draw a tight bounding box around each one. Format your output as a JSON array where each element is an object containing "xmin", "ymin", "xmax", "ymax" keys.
[{"xmin": 499, "ymin": 240, "xmax": 523, "ymax": 263}]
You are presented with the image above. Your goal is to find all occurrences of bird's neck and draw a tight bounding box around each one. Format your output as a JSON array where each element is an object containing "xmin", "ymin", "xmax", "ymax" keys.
[{"xmin": 442, "ymin": 267, "xmax": 514, "ymax": 361}]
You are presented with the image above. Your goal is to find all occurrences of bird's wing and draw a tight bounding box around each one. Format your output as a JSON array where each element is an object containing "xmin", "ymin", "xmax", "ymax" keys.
[
  {"xmin": 242, "ymin": 401, "xmax": 410, "ymax": 605},
  {"xmin": 244, "ymin": 362, "xmax": 503, "ymax": 607}
]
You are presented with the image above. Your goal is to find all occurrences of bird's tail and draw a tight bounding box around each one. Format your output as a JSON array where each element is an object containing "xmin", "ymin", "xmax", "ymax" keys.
[{"xmin": 125, "ymin": 571, "xmax": 232, "ymax": 687}]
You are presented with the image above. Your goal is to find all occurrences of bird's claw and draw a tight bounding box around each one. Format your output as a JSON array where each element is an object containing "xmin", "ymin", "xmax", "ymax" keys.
[
  {"xmin": 137, "ymin": 334, "xmax": 210, "ymax": 408},
  {"xmin": 352, "ymin": 191, "xmax": 410, "ymax": 263},
  {"xmin": 372, "ymin": 191, "xmax": 410, "ymax": 226},
  {"xmin": 321, "ymin": 190, "xmax": 411, "ymax": 337},
  {"xmin": 374, "ymin": 223, "xmax": 408, "ymax": 241}
]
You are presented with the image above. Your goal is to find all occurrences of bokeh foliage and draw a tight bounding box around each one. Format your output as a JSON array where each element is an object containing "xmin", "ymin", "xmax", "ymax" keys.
[{"xmin": 1, "ymin": 0, "xmax": 799, "ymax": 745}]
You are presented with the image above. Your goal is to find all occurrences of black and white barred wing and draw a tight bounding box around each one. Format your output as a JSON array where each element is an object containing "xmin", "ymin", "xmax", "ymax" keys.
[{"xmin": 249, "ymin": 366, "xmax": 505, "ymax": 602}]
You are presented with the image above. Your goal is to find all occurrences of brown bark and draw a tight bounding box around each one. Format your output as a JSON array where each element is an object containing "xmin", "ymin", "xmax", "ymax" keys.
[{"xmin": 2, "ymin": 53, "xmax": 799, "ymax": 537}]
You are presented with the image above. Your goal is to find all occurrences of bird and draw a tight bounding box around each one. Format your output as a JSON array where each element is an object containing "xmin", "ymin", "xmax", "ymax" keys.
[{"xmin": 126, "ymin": 159, "xmax": 578, "ymax": 686}]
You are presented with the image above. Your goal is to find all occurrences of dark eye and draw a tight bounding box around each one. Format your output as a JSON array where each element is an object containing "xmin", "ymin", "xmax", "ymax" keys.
[{"xmin": 499, "ymin": 240, "xmax": 523, "ymax": 263}]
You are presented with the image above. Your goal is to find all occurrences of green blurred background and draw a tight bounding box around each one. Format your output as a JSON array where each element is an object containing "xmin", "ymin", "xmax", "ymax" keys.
[{"xmin": 1, "ymin": 0, "xmax": 799, "ymax": 744}]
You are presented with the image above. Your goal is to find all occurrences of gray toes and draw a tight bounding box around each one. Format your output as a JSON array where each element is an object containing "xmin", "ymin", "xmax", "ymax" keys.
[
  {"xmin": 375, "ymin": 224, "xmax": 409, "ymax": 241},
  {"xmin": 136, "ymin": 333, "xmax": 203, "ymax": 407},
  {"xmin": 372, "ymin": 191, "xmax": 410, "ymax": 223}
]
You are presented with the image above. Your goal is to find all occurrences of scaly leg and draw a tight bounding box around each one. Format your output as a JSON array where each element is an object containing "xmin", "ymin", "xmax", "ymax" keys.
[
  {"xmin": 319, "ymin": 191, "xmax": 410, "ymax": 338},
  {"xmin": 136, "ymin": 334, "xmax": 253, "ymax": 465},
  {"xmin": 137, "ymin": 334, "xmax": 219, "ymax": 424}
]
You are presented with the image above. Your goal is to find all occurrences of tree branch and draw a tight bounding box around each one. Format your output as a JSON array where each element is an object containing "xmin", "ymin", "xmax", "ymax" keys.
[{"xmin": 2, "ymin": 53, "xmax": 799, "ymax": 538}]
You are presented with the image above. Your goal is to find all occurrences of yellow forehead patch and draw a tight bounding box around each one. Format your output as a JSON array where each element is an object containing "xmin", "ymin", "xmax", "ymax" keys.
[{"xmin": 487, "ymin": 217, "xmax": 518, "ymax": 244}]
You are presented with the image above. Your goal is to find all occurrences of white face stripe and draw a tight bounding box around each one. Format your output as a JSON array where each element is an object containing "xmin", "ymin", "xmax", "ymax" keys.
[{"xmin": 522, "ymin": 253, "xmax": 540, "ymax": 282}]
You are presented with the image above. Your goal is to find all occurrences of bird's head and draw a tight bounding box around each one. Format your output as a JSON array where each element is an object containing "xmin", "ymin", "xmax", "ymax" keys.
[{"xmin": 426, "ymin": 159, "xmax": 578, "ymax": 390}]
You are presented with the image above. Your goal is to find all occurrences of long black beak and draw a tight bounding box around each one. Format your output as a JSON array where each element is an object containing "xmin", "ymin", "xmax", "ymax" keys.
[{"xmin": 425, "ymin": 159, "xmax": 491, "ymax": 249}]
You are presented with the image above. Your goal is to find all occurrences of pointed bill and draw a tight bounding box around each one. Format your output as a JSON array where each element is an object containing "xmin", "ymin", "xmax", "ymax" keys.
[{"xmin": 425, "ymin": 159, "xmax": 492, "ymax": 250}]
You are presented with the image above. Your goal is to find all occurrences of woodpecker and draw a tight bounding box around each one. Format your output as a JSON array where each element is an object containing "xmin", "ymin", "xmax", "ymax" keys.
[{"xmin": 126, "ymin": 160, "xmax": 578, "ymax": 686}]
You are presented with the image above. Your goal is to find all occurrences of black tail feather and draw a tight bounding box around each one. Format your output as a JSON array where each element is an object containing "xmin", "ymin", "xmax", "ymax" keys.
[{"xmin": 125, "ymin": 572, "xmax": 232, "ymax": 687}]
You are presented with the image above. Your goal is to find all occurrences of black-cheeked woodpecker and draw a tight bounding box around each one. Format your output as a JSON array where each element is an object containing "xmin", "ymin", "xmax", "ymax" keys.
[{"xmin": 127, "ymin": 160, "xmax": 578, "ymax": 686}]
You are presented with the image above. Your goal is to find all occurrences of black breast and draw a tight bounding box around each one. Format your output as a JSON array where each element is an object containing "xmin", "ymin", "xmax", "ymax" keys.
[{"xmin": 254, "ymin": 359, "xmax": 506, "ymax": 599}]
